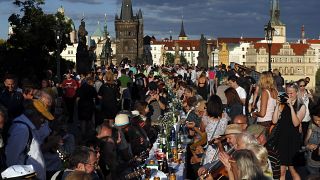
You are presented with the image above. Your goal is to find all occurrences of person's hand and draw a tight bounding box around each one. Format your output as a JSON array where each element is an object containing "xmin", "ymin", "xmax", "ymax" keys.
[
  {"xmin": 197, "ymin": 166, "xmax": 208, "ymax": 177},
  {"xmin": 186, "ymin": 121, "xmax": 196, "ymax": 129},
  {"xmin": 218, "ymin": 152, "xmax": 231, "ymax": 171},
  {"xmin": 286, "ymin": 97, "xmax": 294, "ymax": 107},
  {"xmin": 154, "ymin": 94, "xmax": 160, "ymax": 101},
  {"xmin": 307, "ymin": 144, "xmax": 318, "ymax": 151},
  {"xmin": 251, "ymin": 111, "xmax": 258, "ymax": 118}
]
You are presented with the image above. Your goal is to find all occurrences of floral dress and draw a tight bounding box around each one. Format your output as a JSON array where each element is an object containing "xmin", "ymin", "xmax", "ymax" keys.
[{"xmin": 202, "ymin": 116, "xmax": 228, "ymax": 164}]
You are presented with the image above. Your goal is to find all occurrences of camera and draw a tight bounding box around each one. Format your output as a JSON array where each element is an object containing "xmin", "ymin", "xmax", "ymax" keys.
[{"xmin": 279, "ymin": 93, "xmax": 288, "ymax": 104}]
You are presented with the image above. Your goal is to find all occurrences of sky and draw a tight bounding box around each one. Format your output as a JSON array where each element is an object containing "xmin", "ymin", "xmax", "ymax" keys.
[{"xmin": 0, "ymin": 0, "xmax": 319, "ymax": 41}]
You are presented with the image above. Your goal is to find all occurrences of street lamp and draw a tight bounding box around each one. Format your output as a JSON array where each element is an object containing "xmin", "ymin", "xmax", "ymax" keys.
[
  {"xmin": 264, "ymin": 21, "xmax": 275, "ymax": 72},
  {"xmin": 55, "ymin": 29, "xmax": 62, "ymax": 82}
]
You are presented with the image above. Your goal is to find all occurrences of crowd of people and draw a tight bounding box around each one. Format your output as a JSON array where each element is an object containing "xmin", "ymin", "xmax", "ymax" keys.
[{"xmin": 0, "ymin": 62, "xmax": 319, "ymax": 180}]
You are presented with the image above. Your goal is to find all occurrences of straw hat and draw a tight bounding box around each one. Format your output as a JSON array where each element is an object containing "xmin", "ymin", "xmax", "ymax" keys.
[
  {"xmin": 33, "ymin": 99, "xmax": 54, "ymax": 120},
  {"xmin": 1, "ymin": 165, "xmax": 36, "ymax": 179},
  {"xmin": 115, "ymin": 114, "xmax": 129, "ymax": 127},
  {"xmin": 224, "ymin": 124, "xmax": 242, "ymax": 135}
]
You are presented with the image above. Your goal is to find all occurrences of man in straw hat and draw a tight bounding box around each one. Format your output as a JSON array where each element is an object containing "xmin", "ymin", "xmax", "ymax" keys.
[{"xmin": 5, "ymin": 99, "xmax": 54, "ymax": 180}]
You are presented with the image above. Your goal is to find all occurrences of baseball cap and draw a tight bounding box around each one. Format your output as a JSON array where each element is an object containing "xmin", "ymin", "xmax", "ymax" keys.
[
  {"xmin": 1, "ymin": 165, "xmax": 36, "ymax": 179},
  {"xmin": 247, "ymin": 124, "xmax": 266, "ymax": 137}
]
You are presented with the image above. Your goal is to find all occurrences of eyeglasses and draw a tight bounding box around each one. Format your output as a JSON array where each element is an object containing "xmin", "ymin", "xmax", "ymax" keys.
[{"xmin": 300, "ymin": 85, "xmax": 305, "ymax": 87}]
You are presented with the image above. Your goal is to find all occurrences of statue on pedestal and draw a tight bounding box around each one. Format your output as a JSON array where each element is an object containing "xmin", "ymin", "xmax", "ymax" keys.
[
  {"xmin": 197, "ymin": 34, "xmax": 209, "ymax": 68},
  {"xmin": 174, "ymin": 42, "xmax": 180, "ymax": 64},
  {"xmin": 76, "ymin": 18, "xmax": 92, "ymax": 74}
]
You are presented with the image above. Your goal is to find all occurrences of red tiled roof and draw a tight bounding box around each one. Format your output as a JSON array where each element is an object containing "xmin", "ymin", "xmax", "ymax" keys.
[
  {"xmin": 218, "ymin": 37, "xmax": 264, "ymax": 44},
  {"xmin": 253, "ymin": 43, "xmax": 310, "ymax": 56},
  {"xmin": 307, "ymin": 39, "xmax": 320, "ymax": 44},
  {"xmin": 150, "ymin": 39, "xmax": 217, "ymax": 51}
]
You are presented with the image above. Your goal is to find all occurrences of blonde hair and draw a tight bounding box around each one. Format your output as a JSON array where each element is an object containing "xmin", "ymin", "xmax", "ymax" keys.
[
  {"xmin": 258, "ymin": 71, "xmax": 276, "ymax": 90},
  {"xmin": 247, "ymin": 144, "xmax": 270, "ymax": 174}
]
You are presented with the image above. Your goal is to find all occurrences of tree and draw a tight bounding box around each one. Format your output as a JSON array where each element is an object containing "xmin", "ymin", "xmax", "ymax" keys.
[
  {"xmin": 165, "ymin": 52, "xmax": 174, "ymax": 65},
  {"xmin": 180, "ymin": 54, "xmax": 189, "ymax": 66},
  {"xmin": 1, "ymin": 0, "xmax": 72, "ymax": 81}
]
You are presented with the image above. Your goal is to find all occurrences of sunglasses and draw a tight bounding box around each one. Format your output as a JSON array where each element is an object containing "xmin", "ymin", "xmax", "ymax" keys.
[{"xmin": 299, "ymin": 85, "xmax": 305, "ymax": 87}]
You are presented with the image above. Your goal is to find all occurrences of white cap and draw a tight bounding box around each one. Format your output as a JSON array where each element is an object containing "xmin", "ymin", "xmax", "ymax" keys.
[
  {"xmin": 1, "ymin": 165, "xmax": 36, "ymax": 179},
  {"xmin": 131, "ymin": 110, "xmax": 140, "ymax": 117},
  {"xmin": 115, "ymin": 114, "xmax": 129, "ymax": 126}
]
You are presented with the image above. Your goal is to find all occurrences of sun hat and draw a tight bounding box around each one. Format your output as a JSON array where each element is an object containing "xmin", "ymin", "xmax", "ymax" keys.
[
  {"xmin": 224, "ymin": 124, "xmax": 242, "ymax": 135},
  {"xmin": 1, "ymin": 165, "xmax": 36, "ymax": 179},
  {"xmin": 247, "ymin": 124, "xmax": 266, "ymax": 137},
  {"xmin": 114, "ymin": 114, "xmax": 129, "ymax": 127},
  {"xmin": 33, "ymin": 99, "xmax": 54, "ymax": 120}
]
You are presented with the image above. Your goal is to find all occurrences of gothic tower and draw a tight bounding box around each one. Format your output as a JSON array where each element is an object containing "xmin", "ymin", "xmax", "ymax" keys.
[
  {"xmin": 270, "ymin": 0, "xmax": 286, "ymax": 43},
  {"xmin": 178, "ymin": 19, "xmax": 188, "ymax": 40},
  {"xmin": 115, "ymin": 0, "xmax": 144, "ymax": 64}
]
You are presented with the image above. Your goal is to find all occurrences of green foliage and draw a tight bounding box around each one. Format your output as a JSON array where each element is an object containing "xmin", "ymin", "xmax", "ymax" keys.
[
  {"xmin": 165, "ymin": 52, "xmax": 174, "ymax": 65},
  {"xmin": 1, "ymin": 0, "xmax": 72, "ymax": 81},
  {"xmin": 180, "ymin": 54, "xmax": 189, "ymax": 66}
]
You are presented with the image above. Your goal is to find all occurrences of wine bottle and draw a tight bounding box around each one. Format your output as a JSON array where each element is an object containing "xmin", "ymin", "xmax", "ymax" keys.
[
  {"xmin": 162, "ymin": 157, "xmax": 169, "ymax": 174},
  {"xmin": 170, "ymin": 126, "xmax": 176, "ymax": 147}
]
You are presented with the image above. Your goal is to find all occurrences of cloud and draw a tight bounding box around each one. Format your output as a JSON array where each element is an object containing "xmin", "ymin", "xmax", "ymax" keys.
[{"xmin": 59, "ymin": 0, "xmax": 104, "ymax": 5}]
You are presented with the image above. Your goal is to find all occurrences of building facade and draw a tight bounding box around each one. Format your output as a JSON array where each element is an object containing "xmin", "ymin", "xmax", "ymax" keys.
[
  {"xmin": 246, "ymin": 42, "xmax": 317, "ymax": 88},
  {"xmin": 115, "ymin": 0, "xmax": 143, "ymax": 64}
]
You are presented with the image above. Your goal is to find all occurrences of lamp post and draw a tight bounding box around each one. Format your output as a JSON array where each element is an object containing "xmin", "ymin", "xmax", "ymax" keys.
[
  {"xmin": 55, "ymin": 29, "xmax": 62, "ymax": 83},
  {"xmin": 264, "ymin": 21, "xmax": 275, "ymax": 72}
]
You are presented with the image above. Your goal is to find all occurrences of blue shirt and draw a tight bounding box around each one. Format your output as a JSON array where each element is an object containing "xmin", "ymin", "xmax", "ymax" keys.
[{"xmin": 5, "ymin": 114, "xmax": 46, "ymax": 180}]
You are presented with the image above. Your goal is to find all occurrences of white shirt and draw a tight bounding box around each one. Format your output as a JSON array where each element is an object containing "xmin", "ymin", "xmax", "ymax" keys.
[{"xmin": 236, "ymin": 86, "xmax": 247, "ymax": 114}]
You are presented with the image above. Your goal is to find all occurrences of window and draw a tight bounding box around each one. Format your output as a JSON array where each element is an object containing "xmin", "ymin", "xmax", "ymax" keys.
[
  {"xmin": 128, "ymin": 32, "xmax": 131, "ymax": 36},
  {"xmin": 71, "ymin": 50, "xmax": 73, "ymax": 54},
  {"xmin": 154, "ymin": 47, "xmax": 156, "ymax": 51},
  {"xmin": 242, "ymin": 55, "xmax": 245, "ymax": 59},
  {"xmin": 242, "ymin": 47, "xmax": 245, "ymax": 51},
  {"xmin": 154, "ymin": 54, "xmax": 156, "ymax": 58}
]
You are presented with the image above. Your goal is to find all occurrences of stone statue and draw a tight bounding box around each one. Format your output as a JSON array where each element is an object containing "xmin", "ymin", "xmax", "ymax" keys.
[
  {"xmin": 174, "ymin": 42, "xmax": 181, "ymax": 64},
  {"xmin": 197, "ymin": 34, "xmax": 209, "ymax": 68},
  {"xmin": 76, "ymin": 18, "xmax": 92, "ymax": 75},
  {"xmin": 77, "ymin": 19, "xmax": 88, "ymax": 52}
]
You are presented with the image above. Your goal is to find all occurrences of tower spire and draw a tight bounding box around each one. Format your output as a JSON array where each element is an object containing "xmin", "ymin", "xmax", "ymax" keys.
[
  {"xmin": 270, "ymin": 0, "xmax": 283, "ymax": 25},
  {"xmin": 178, "ymin": 17, "xmax": 187, "ymax": 40},
  {"xmin": 120, "ymin": 0, "xmax": 133, "ymax": 20}
]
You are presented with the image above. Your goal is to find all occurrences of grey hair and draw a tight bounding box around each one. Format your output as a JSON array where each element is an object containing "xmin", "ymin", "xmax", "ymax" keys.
[
  {"xmin": 237, "ymin": 133, "xmax": 258, "ymax": 148},
  {"xmin": 232, "ymin": 149, "xmax": 265, "ymax": 179},
  {"xmin": 246, "ymin": 144, "xmax": 270, "ymax": 174}
]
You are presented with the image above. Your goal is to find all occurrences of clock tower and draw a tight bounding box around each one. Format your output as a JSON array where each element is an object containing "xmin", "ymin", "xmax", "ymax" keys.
[{"xmin": 270, "ymin": 0, "xmax": 286, "ymax": 43}]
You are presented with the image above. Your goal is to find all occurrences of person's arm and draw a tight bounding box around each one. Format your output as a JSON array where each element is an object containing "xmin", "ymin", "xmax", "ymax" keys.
[
  {"xmin": 251, "ymin": 85, "xmax": 260, "ymax": 110},
  {"xmin": 272, "ymin": 103, "xmax": 282, "ymax": 124},
  {"xmin": 288, "ymin": 99, "xmax": 306, "ymax": 127},
  {"xmin": 156, "ymin": 95, "xmax": 166, "ymax": 110},
  {"xmin": 252, "ymin": 89, "xmax": 268, "ymax": 118},
  {"xmin": 305, "ymin": 127, "xmax": 318, "ymax": 151}
]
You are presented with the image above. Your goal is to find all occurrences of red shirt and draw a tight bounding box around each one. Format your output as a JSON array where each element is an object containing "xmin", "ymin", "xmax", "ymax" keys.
[{"xmin": 62, "ymin": 78, "xmax": 77, "ymax": 97}]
